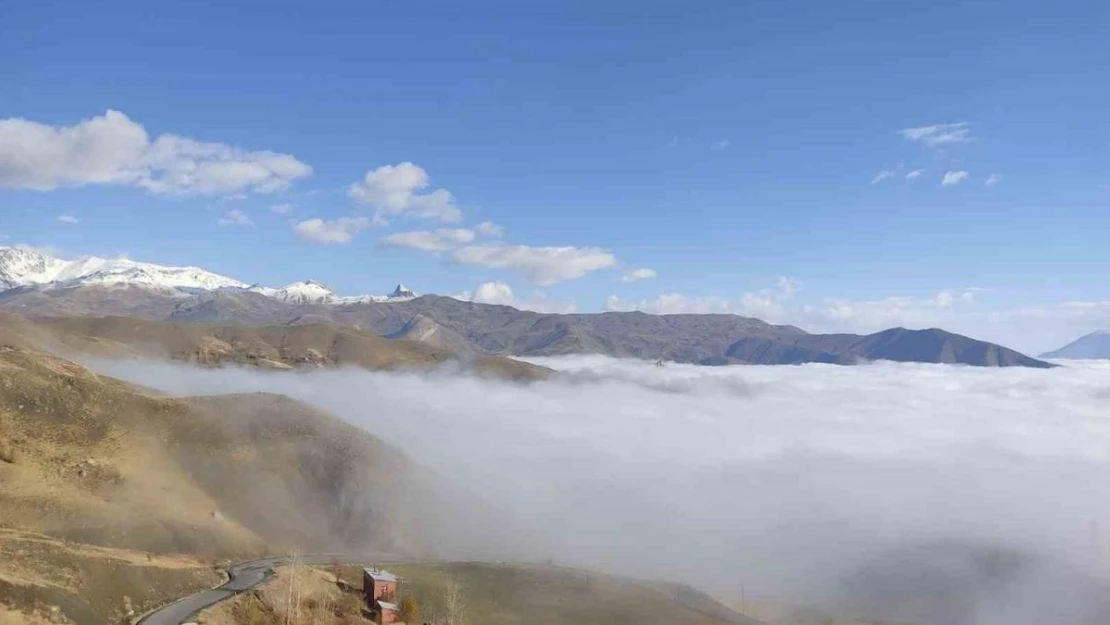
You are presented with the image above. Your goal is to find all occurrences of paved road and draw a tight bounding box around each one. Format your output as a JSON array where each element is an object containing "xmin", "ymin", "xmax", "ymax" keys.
[
  {"xmin": 136, "ymin": 557, "xmax": 288, "ymax": 625},
  {"xmin": 137, "ymin": 555, "xmax": 767, "ymax": 625},
  {"xmin": 136, "ymin": 554, "xmax": 393, "ymax": 625}
]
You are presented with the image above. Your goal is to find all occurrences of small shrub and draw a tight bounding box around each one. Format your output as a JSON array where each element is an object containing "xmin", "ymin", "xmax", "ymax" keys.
[
  {"xmin": 232, "ymin": 594, "xmax": 272, "ymax": 625},
  {"xmin": 334, "ymin": 592, "xmax": 363, "ymax": 617},
  {"xmin": 0, "ymin": 417, "xmax": 15, "ymax": 464},
  {"xmin": 0, "ymin": 439, "xmax": 14, "ymax": 464},
  {"xmin": 399, "ymin": 597, "xmax": 420, "ymax": 623}
]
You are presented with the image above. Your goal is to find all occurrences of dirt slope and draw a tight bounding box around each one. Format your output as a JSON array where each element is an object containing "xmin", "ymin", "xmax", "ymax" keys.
[
  {"xmin": 199, "ymin": 562, "xmax": 740, "ymax": 625},
  {"xmin": 0, "ymin": 341, "xmax": 455, "ymax": 622},
  {"xmin": 0, "ymin": 528, "xmax": 221, "ymax": 625},
  {"xmin": 0, "ymin": 341, "xmax": 437, "ymax": 556},
  {"xmin": 21, "ymin": 315, "xmax": 549, "ymax": 380}
]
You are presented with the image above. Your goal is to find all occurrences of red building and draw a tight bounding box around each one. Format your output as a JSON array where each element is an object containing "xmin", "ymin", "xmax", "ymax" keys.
[
  {"xmin": 363, "ymin": 568, "xmax": 400, "ymax": 623},
  {"xmin": 376, "ymin": 600, "xmax": 400, "ymax": 624}
]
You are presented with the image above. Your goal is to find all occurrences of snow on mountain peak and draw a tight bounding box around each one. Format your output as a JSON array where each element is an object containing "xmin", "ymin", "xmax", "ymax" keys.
[
  {"xmin": 0, "ymin": 245, "xmax": 246, "ymax": 292},
  {"xmin": 389, "ymin": 283, "xmax": 416, "ymax": 299},
  {"xmin": 0, "ymin": 245, "xmax": 416, "ymax": 304},
  {"xmin": 265, "ymin": 280, "xmax": 338, "ymax": 304},
  {"xmin": 0, "ymin": 246, "xmax": 68, "ymax": 289}
]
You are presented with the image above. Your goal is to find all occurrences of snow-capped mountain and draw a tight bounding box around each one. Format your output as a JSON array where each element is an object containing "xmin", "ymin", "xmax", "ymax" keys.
[
  {"xmin": 246, "ymin": 280, "xmax": 415, "ymax": 305},
  {"xmin": 0, "ymin": 246, "xmax": 247, "ymax": 292},
  {"xmin": 0, "ymin": 246, "xmax": 416, "ymax": 303},
  {"xmin": 248, "ymin": 280, "xmax": 335, "ymax": 304},
  {"xmin": 389, "ymin": 284, "xmax": 416, "ymax": 299}
]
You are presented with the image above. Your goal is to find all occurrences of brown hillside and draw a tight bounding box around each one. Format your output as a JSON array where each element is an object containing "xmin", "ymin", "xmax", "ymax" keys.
[
  {"xmin": 0, "ymin": 344, "xmax": 431, "ymax": 559},
  {"xmin": 199, "ymin": 562, "xmax": 743, "ymax": 625},
  {"xmin": 0, "ymin": 339, "xmax": 538, "ymax": 623},
  {"xmin": 0, "ymin": 528, "xmax": 222, "ymax": 625},
  {"xmin": 7, "ymin": 314, "xmax": 550, "ymax": 381}
]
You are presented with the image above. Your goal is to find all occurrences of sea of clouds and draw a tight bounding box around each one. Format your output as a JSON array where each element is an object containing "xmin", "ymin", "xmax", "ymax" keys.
[{"xmin": 91, "ymin": 355, "xmax": 1110, "ymax": 624}]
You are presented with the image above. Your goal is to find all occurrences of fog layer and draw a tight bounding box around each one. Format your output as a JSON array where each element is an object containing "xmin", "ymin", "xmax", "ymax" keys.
[{"xmin": 91, "ymin": 356, "xmax": 1110, "ymax": 624}]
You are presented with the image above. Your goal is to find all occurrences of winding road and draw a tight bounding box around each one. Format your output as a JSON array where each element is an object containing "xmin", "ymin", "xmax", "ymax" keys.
[
  {"xmin": 135, "ymin": 554, "xmax": 393, "ymax": 625},
  {"xmin": 136, "ymin": 557, "xmax": 286, "ymax": 625},
  {"xmin": 136, "ymin": 555, "xmax": 767, "ymax": 625}
]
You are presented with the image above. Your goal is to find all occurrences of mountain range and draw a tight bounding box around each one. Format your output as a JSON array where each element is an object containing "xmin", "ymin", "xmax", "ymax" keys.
[
  {"xmin": 0, "ymin": 245, "xmax": 415, "ymax": 304},
  {"xmin": 0, "ymin": 246, "xmax": 1053, "ymax": 368},
  {"xmin": 1040, "ymin": 330, "xmax": 1110, "ymax": 359}
]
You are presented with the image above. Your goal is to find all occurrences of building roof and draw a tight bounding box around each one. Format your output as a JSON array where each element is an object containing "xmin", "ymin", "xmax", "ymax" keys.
[
  {"xmin": 363, "ymin": 567, "xmax": 399, "ymax": 582},
  {"xmin": 376, "ymin": 601, "xmax": 399, "ymax": 612}
]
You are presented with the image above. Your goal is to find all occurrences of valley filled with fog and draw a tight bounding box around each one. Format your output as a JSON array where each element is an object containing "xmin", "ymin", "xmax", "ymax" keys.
[{"xmin": 92, "ymin": 356, "xmax": 1110, "ymax": 625}]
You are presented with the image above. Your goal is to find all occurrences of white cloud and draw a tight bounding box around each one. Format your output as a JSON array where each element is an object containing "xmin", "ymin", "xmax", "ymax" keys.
[
  {"xmin": 870, "ymin": 170, "xmax": 895, "ymax": 184},
  {"xmin": 608, "ymin": 277, "xmax": 800, "ymax": 318},
  {"xmin": 801, "ymin": 293, "xmax": 1110, "ymax": 355},
  {"xmin": 607, "ymin": 293, "xmax": 733, "ymax": 315},
  {"xmin": 817, "ymin": 288, "xmax": 981, "ymax": 325},
  {"xmin": 604, "ymin": 281, "xmax": 1035, "ymax": 349},
  {"xmin": 470, "ymin": 281, "xmax": 516, "ymax": 306},
  {"xmin": 621, "ymin": 268, "xmax": 657, "ymax": 283},
  {"xmin": 381, "ymin": 228, "xmax": 476, "ymax": 252},
  {"xmin": 348, "ymin": 162, "xmax": 461, "ymax": 224},
  {"xmin": 906, "ymin": 169, "xmax": 926, "ymax": 180},
  {"xmin": 898, "ymin": 122, "xmax": 972, "ymax": 147},
  {"xmin": 217, "ymin": 208, "xmax": 254, "ymax": 227},
  {"xmin": 711, "ymin": 140, "xmax": 731, "ymax": 150},
  {"xmin": 378, "ymin": 215, "xmax": 611, "ymax": 286},
  {"xmin": 474, "ymin": 220, "xmax": 503, "ymax": 238},
  {"xmin": 94, "ymin": 356, "xmax": 1110, "ymax": 623},
  {"xmin": 776, "ymin": 276, "xmax": 800, "ymax": 297},
  {"xmin": 270, "ymin": 203, "xmax": 293, "ymax": 215},
  {"xmin": 934, "ymin": 291, "xmax": 956, "ymax": 309},
  {"xmin": 454, "ymin": 281, "xmax": 577, "ymax": 313},
  {"xmin": 449, "ymin": 244, "xmax": 617, "ymax": 286},
  {"xmin": 986, "ymin": 173, "xmax": 1001, "ymax": 186},
  {"xmin": 56, "ymin": 214, "xmax": 80, "ymax": 224},
  {"xmin": 942, "ymin": 170, "xmax": 970, "ymax": 186},
  {"xmin": 292, "ymin": 217, "xmax": 372, "ymax": 245},
  {"xmin": 0, "ymin": 110, "xmax": 311, "ymax": 195}
]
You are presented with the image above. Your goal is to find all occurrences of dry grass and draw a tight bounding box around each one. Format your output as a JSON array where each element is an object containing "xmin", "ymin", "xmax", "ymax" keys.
[
  {"xmin": 0, "ymin": 341, "xmax": 438, "ymax": 620},
  {"xmin": 198, "ymin": 562, "xmax": 368, "ymax": 625},
  {"xmin": 0, "ymin": 414, "xmax": 15, "ymax": 464},
  {"xmin": 0, "ymin": 345, "xmax": 266, "ymax": 557},
  {"xmin": 0, "ymin": 341, "xmax": 429, "ymax": 557},
  {"xmin": 0, "ymin": 603, "xmax": 69, "ymax": 625},
  {"xmin": 25, "ymin": 315, "xmax": 550, "ymax": 380},
  {"xmin": 0, "ymin": 528, "xmax": 221, "ymax": 625},
  {"xmin": 337, "ymin": 562, "xmax": 741, "ymax": 625}
]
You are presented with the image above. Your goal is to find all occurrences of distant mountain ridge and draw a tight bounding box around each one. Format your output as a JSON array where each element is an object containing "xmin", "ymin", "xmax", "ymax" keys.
[
  {"xmin": 0, "ymin": 281, "xmax": 1054, "ymax": 368},
  {"xmin": 1040, "ymin": 330, "xmax": 1110, "ymax": 359},
  {"xmin": 0, "ymin": 246, "xmax": 413, "ymax": 304}
]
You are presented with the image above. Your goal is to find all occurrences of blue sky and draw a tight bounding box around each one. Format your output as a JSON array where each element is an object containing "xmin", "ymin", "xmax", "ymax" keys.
[{"xmin": 2, "ymin": 0, "xmax": 1109, "ymax": 352}]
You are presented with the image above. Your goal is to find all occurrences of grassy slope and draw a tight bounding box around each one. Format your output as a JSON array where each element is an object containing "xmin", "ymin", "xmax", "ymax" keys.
[
  {"xmin": 197, "ymin": 564, "xmax": 365, "ymax": 625},
  {"xmin": 199, "ymin": 562, "xmax": 738, "ymax": 625},
  {"xmin": 0, "ymin": 342, "xmax": 431, "ymax": 554},
  {"xmin": 0, "ymin": 340, "xmax": 438, "ymax": 622},
  {"xmin": 26, "ymin": 315, "xmax": 550, "ymax": 381},
  {"xmin": 385, "ymin": 562, "xmax": 733, "ymax": 625},
  {"xmin": 0, "ymin": 529, "xmax": 222, "ymax": 625}
]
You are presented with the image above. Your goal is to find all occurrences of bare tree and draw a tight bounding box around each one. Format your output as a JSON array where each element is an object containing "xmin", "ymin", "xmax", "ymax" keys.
[
  {"xmin": 284, "ymin": 552, "xmax": 303, "ymax": 625},
  {"xmin": 329, "ymin": 556, "xmax": 343, "ymax": 584},
  {"xmin": 440, "ymin": 575, "xmax": 466, "ymax": 625}
]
